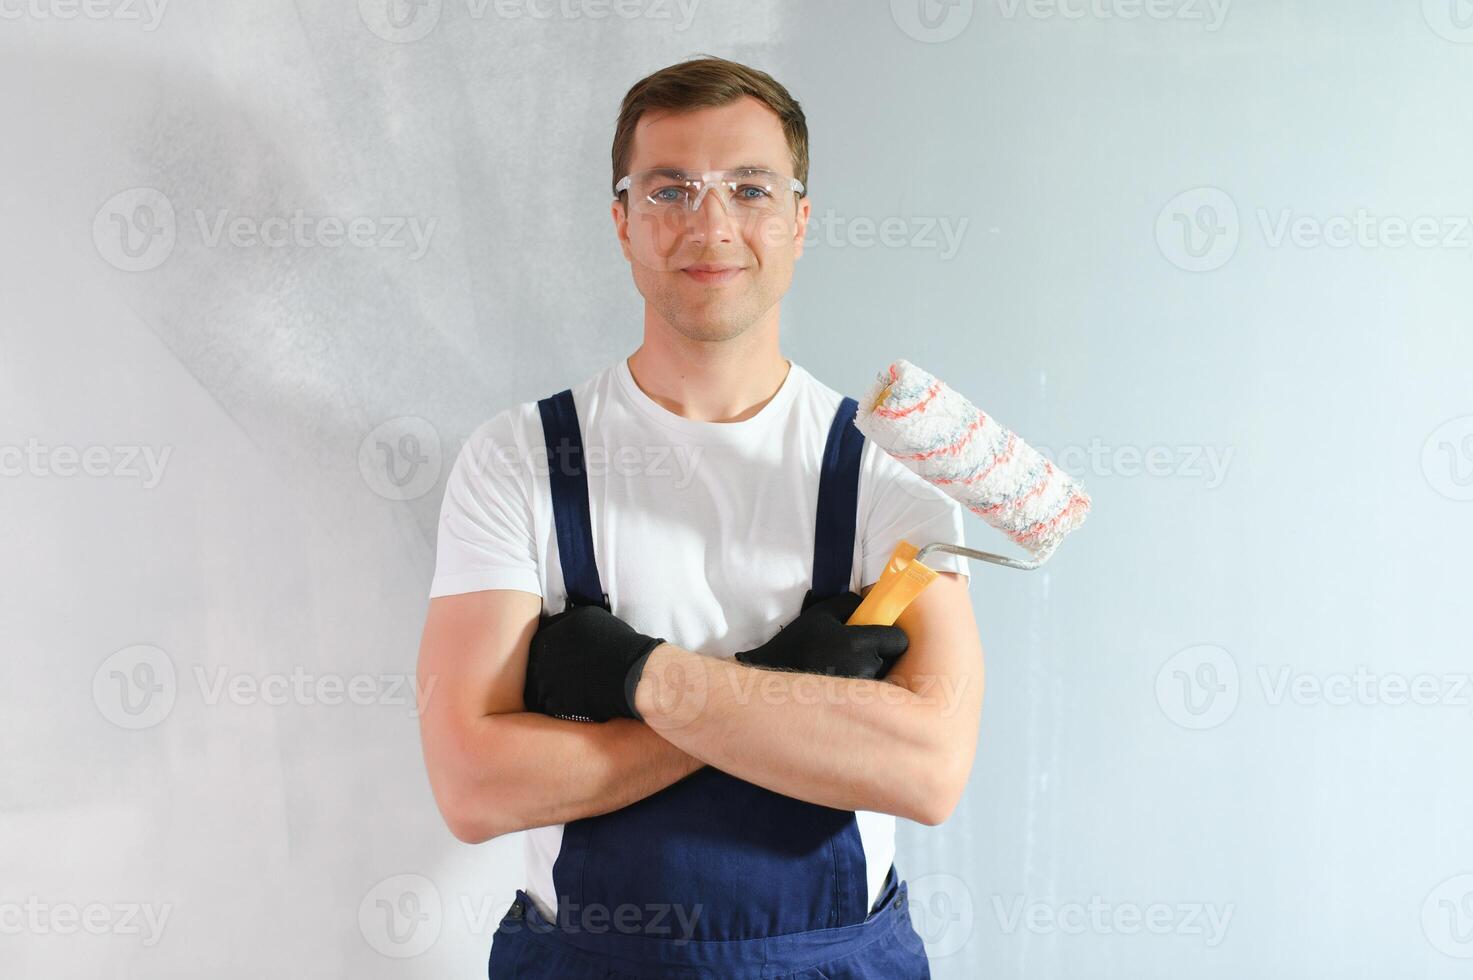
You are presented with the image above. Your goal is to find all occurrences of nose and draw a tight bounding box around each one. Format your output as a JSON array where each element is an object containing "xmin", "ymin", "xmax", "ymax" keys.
[{"xmin": 687, "ymin": 186, "xmax": 734, "ymax": 246}]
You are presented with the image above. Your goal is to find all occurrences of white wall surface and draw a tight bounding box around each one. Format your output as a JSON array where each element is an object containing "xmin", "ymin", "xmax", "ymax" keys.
[{"xmin": 3, "ymin": 2, "xmax": 1471, "ymax": 976}]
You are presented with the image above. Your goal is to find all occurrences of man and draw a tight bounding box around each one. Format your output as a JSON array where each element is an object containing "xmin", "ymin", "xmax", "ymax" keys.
[{"xmin": 417, "ymin": 55, "xmax": 984, "ymax": 978}]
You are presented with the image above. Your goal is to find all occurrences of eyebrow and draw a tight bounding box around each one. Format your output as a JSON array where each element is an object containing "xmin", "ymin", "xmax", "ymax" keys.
[{"xmin": 642, "ymin": 164, "xmax": 779, "ymax": 175}]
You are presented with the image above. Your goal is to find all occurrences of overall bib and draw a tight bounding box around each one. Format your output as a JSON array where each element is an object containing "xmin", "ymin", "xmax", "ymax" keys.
[{"xmin": 485, "ymin": 389, "xmax": 932, "ymax": 979}]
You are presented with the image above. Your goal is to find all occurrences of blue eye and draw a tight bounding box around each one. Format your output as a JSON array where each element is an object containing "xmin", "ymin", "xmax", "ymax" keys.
[
  {"xmin": 737, "ymin": 185, "xmax": 773, "ymax": 200},
  {"xmin": 651, "ymin": 186, "xmax": 686, "ymax": 204}
]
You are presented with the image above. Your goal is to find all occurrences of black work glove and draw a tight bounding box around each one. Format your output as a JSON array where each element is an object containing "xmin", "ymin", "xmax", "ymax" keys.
[
  {"xmin": 734, "ymin": 590, "xmax": 909, "ymax": 680},
  {"xmin": 523, "ymin": 603, "xmax": 666, "ymax": 723}
]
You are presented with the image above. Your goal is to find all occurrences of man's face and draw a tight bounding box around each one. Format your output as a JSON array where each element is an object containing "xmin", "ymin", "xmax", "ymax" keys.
[{"xmin": 611, "ymin": 96, "xmax": 810, "ymax": 343}]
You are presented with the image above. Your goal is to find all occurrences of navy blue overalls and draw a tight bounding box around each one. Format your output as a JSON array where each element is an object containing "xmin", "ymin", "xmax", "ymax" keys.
[{"xmin": 485, "ymin": 389, "xmax": 932, "ymax": 979}]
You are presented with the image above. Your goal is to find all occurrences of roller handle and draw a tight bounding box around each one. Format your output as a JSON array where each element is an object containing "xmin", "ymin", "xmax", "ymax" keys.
[
  {"xmin": 847, "ymin": 541, "xmax": 938, "ymax": 626},
  {"xmin": 848, "ymin": 538, "xmax": 1053, "ymax": 626}
]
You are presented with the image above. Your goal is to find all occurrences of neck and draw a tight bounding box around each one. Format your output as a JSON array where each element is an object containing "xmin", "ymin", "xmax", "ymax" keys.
[{"xmin": 626, "ymin": 321, "xmax": 790, "ymax": 424}]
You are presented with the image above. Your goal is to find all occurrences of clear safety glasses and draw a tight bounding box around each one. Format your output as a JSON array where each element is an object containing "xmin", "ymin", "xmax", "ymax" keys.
[{"xmin": 615, "ymin": 168, "xmax": 805, "ymax": 220}]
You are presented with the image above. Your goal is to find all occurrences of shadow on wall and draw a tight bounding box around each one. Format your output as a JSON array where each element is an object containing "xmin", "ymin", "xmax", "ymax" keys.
[{"xmin": 67, "ymin": 43, "xmax": 552, "ymax": 551}]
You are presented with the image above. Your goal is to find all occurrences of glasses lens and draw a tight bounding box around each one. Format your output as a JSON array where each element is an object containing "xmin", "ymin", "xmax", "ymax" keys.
[
  {"xmin": 621, "ymin": 170, "xmax": 801, "ymax": 273},
  {"xmin": 629, "ymin": 172, "xmax": 694, "ymax": 209},
  {"xmin": 626, "ymin": 170, "xmax": 796, "ymax": 217}
]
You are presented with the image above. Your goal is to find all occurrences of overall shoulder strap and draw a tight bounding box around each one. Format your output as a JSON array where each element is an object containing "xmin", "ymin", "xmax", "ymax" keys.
[
  {"xmin": 535, "ymin": 389, "xmax": 609, "ymax": 612},
  {"xmin": 811, "ymin": 395, "xmax": 865, "ymax": 602}
]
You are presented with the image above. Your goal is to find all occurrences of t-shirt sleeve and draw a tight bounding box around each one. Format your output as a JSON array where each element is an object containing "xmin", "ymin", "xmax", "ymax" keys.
[
  {"xmin": 859, "ymin": 440, "xmax": 972, "ymax": 591},
  {"xmin": 428, "ymin": 408, "xmax": 543, "ymax": 599}
]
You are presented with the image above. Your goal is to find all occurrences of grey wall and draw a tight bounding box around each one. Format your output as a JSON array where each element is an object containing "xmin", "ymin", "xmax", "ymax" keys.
[{"xmin": 3, "ymin": 1, "xmax": 1471, "ymax": 977}]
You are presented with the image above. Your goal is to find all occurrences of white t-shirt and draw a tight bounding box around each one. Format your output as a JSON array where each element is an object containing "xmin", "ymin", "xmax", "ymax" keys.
[{"xmin": 429, "ymin": 355, "xmax": 971, "ymax": 921}]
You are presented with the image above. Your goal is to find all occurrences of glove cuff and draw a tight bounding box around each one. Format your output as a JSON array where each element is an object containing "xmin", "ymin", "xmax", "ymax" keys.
[{"xmin": 622, "ymin": 637, "xmax": 664, "ymax": 721}]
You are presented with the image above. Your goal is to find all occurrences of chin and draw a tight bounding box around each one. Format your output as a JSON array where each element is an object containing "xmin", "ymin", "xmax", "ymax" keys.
[
  {"xmin": 674, "ymin": 317, "xmax": 752, "ymax": 343},
  {"xmin": 659, "ymin": 303, "xmax": 750, "ymax": 342}
]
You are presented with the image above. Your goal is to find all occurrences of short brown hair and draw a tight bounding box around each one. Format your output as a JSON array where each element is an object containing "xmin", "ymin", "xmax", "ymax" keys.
[{"xmin": 611, "ymin": 55, "xmax": 809, "ymax": 200}]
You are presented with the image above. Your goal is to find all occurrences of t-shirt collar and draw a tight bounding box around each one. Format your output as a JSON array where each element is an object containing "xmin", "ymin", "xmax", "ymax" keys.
[{"xmin": 614, "ymin": 355, "xmax": 802, "ymax": 443}]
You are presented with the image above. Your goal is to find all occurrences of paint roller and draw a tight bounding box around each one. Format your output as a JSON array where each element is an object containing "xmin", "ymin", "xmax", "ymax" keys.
[{"xmin": 847, "ymin": 359, "xmax": 1092, "ymax": 627}]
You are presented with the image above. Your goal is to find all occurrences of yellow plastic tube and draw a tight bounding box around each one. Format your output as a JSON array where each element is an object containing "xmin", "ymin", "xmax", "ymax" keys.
[{"xmin": 847, "ymin": 540, "xmax": 939, "ymax": 626}]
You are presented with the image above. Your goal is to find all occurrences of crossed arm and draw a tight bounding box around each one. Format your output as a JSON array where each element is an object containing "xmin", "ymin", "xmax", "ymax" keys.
[{"xmin": 416, "ymin": 573, "xmax": 983, "ymax": 844}]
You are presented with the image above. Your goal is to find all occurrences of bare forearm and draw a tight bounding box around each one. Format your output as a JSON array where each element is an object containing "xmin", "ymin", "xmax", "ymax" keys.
[
  {"xmin": 632, "ymin": 644, "xmax": 972, "ymax": 823},
  {"xmin": 438, "ymin": 710, "xmax": 703, "ymax": 842}
]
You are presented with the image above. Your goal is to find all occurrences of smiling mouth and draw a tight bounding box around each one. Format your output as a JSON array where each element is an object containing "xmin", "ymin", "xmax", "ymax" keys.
[{"xmin": 682, "ymin": 267, "xmax": 745, "ymax": 285}]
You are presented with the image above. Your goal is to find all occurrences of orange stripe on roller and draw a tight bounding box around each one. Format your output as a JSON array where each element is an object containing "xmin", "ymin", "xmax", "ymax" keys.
[
  {"xmin": 892, "ymin": 409, "xmax": 996, "ymax": 464},
  {"xmin": 967, "ymin": 459, "xmax": 1052, "ymax": 520},
  {"xmin": 928, "ymin": 432, "xmax": 1017, "ymax": 488},
  {"xmin": 893, "ymin": 415, "xmax": 984, "ymax": 462},
  {"xmin": 1012, "ymin": 493, "xmax": 1091, "ymax": 546}
]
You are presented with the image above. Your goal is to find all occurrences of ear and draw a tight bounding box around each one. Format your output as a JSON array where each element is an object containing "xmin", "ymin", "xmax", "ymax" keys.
[
  {"xmin": 792, "ymin": 194, "xmax": 812, "ymax": 261},
  {"xmin": 611, "ymin": 197, "xmax": 633, "ymax": 263}
]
